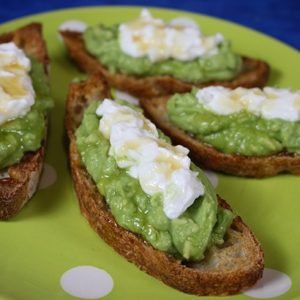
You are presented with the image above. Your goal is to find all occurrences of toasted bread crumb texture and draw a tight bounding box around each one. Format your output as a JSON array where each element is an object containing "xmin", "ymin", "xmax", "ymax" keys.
[
  {"xmin": 140, "ymin": 96, "xmax": 300, "ymax": 177},
  {"xmin": 61, "ymin": 31, "xmax": 269, "ymax": 98},
  {"xmin": 0, "ymin": 23, "xmax": 49, "ymax": 220},
  {"xmin": 65, "ymin": 73, "xmax": 264, "ymax": 295}
]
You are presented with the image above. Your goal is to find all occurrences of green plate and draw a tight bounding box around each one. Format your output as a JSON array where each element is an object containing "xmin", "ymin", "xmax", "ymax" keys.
[{"xmin": 0, "ymin": 6, "xmax": 299, "ymax": 300}]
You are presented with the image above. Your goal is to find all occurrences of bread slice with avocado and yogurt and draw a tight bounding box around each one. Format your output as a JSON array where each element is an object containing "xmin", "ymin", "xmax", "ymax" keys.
[
  {"xmin": 65, "ymin": 72, "xmax": 264, "ymax": 296},
  {"xmin": 0, "ymin": 23, "xmax": 53, "ymax": 219},
  {"xmin": 61, "ymin": 9, "xmax": 269, "ymax": 98},
  {"xmin": 140, "ymin": 86, "xmax": 300, "ymax": 177}
]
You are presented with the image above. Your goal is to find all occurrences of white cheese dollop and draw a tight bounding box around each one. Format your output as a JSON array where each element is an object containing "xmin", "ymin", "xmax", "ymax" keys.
[
  {"xmin": 0, "ymin": 42, "xmax": 35, "ymax": 126},
  {"xmin": 96, "ymin": 99, "xmax": 204, "ymax": 219},
  {"xmin": 196, "ymin": 86, "xmax": 300, "ymax": 122},
  {"xmin": 119, "ymin": 9, "xmax": 224, "ymax": 62}
]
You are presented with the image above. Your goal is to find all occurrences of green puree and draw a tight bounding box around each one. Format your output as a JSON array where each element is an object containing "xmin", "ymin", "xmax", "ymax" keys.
[
  {"xmin": 167, "ymin": 90, "xmax": 300, "ymax": 156},
  {"xmin": 76, "ymin": 101, "xmax": 233, "ymax": 261},
  {"xmin": 83, "ymin": 24, "xmax": 242, "ymax": 83},
  {"xmin": 0, "ymin": 59, "xmax": 53, "ymax": 169}
]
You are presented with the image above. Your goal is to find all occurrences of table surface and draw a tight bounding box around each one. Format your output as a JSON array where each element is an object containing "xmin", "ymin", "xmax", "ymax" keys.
[{"xmin": 0, "ymin": 0, "xmax": 299, "ymax": 51}]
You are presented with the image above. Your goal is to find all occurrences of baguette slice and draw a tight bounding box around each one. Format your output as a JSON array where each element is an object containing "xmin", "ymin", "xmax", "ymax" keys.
[
  {"xmin": 65, "ymin": 72, "xmax": 264, "ymax": 296},
  {"xmin": 0, "ymin": 23, "xmax": 50, "ymax": 220},
  {"xmin": 140, "ymin": 96, "xmax": 300, "ymax": 177},
  {"xmin": 61, "ymin": 30, "xmax": 269, "ymax": 98}
]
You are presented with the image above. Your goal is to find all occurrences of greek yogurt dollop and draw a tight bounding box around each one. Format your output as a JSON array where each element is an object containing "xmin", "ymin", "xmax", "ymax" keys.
[
  {"xmin": 96, "ymin": 99, "xmax": 204, "ymax": 219},
  {"xmin": 119, "ymin": 9, "xmax": 224, "ymax": 63},
  {"xmin": 0, "ymin": 42, "xmax": 35, "ymax": 125},
  {"xmin": 196, "ymin": 86, "xmax": 300, "ymax": 121}
]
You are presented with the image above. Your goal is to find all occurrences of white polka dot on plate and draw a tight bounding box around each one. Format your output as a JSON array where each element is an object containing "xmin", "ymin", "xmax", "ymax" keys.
[
  {"xmin": 38, "ymin": 163, "xmax": 57, "ymax": 189},
  {"xmin": 243, "ymin": 268, "xmax": 292, "ymax": 298},
  {"xmin": 203, "ymin": 170, "xmax": 218, "ymax": 188},
  {"xmin": 60, "ymin": 266, "xmax": 113, "ymax": 299},
  {"xmin": 59, "ymin": 20, "xmax": 87, "ymax": 33}
]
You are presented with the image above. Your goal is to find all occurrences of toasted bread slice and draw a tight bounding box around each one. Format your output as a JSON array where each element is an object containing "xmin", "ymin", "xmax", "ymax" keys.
[
  {"xmin": 65, "ymin": 73, "xmax": 264, "ymax": 296},
  {"xmin": 140, "ymin": 96, "xmax": 300, "ymax": 177},
  {"xmin": 0, "ymin": 23, "xmax": 50, "ymax": 220},
  {"xmin": 61, "ymin": 30, "xmax": 269, "ymax": 98}
]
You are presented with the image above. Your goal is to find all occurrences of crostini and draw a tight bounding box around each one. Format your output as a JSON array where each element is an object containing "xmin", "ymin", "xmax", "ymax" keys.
[
  {"xmin": 0, "ymin": 23, "xmax": 53, "ymax": 219},
  {"xmin": 140, "ymin": 86, "xmax": 300, "ymax": 177},
  {"xmin": 61, "ymin": 9, "xmax": 269, "ymax": 98},
  {"xmin": 65, "ymin": 73, "xmax": 263, "ymax": 296}
]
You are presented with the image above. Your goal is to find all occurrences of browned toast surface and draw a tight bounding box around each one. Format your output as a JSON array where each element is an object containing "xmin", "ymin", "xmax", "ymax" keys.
[
  {"xmin": 0, "ymin": 23, "xmax": 49, "ymax": 220},
  {"xmin": 61, "ymin": 31, "xmax": 270, "ymax": 98},
  {"xmin": 140, "ymin": 96, "xmax": 300, "ymax": 177},
  {"xmin": 65, "ymin": 73, "xmax": 264, "ymax": 296}
]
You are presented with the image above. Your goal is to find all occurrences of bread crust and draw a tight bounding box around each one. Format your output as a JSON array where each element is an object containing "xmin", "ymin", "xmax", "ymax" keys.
[
  {"xmin": 65, "ymin": 73, "xmax": 264, "ymax": 295},
  {"xmin": 140, "ymin": 95, "xmax": 300, "ymax": 177},
  {"xmin": 60, "ymin": 30, "xmax": 270, "ymax": 98},
  {"xmin": 0, "ymin": 23, "xmax": 50, "ymax": 220}
]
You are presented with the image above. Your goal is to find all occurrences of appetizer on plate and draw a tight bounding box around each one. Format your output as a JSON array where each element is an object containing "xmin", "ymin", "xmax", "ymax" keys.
[
  {"xmin": 61, "ymin": 9, "xmax": 269, "ymax": 98},
  {"xmin": 65, "ymin": 73, "xmax": 263, "ymax": 296},
  {"xmin": 140, "ymin": 86, "xmax": 300, "ymax": 177},
  {"xmin": 0, "ymin": 23, "xmax": 53, "ymax": 219}
]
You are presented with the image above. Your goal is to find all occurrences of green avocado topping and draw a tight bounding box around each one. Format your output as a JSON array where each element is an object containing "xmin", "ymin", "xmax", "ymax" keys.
[
  {"xmin": 167, "ymin": 89, "xmax": 300, "ymax": 156},
  {"xmin": 83, "ymin": 24, "xmax": 242, "ymax": 83},
  {"xmin": 0, "ymin": 59, "xmax": 53, "ymax": 169},
  {"xmin": 75, "ymin": 101, "xmax": 233, "ymax": 261}
]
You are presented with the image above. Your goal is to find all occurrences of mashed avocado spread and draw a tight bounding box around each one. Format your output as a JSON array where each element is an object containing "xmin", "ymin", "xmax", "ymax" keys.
[
  {"xmin": 167, "ymin": 90, "xmax": 300, "ymax": 156},
  {"xmin": 83, "ymin": 24, "xmax": 242, "ymax": 83},
  {"xmin": 76, "ymin": 101, "xmax": 233, "ymax": 261},
  {"xmin": 0, "ymin": 59, "xmax": 53, "ymax": 169}
]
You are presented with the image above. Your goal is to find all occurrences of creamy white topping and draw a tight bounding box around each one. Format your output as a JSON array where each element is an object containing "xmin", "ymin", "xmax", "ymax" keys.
[
  {"xmin": 119, "ymin": 9, "xmax": 224, "ymax": 62},
  {"xmin": 59, "ymin": 20, "xmax": 87, "ymax": 33},
  {"xmin": 114, "ymin": 90, "xmax": 139, "ymax": 105},
  {"xmin": 96, "ymin": 99, "xmax": 204, "ymax": 219},
  {"xmin": 0, "ymin": 42, "xmax": 35, "ymax": 126},
  {"xmin": 196, "ymin": 86, "xmax": 300, "ymax": 121}
]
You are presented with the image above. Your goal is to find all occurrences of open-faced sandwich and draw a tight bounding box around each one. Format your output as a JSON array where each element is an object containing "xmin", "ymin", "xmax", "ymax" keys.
[
  {"xmin": 65, "ymin": 73, "xmax": 263, "ymax": 296},
  {"xmin": 0, "ymin": 23, "xmax": 53, "ymax": 219},
  {"xmin": 61, "ymin": 9, "xmax": 269, "ymax": 98},
  {"xmin": 140, "ymin": 86, "xmax": 300, "ymax": 177}
]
